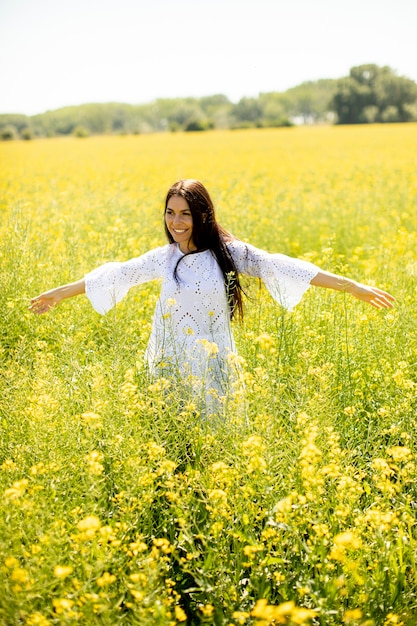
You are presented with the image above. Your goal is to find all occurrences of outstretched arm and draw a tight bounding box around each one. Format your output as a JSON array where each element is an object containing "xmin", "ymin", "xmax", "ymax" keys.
[
  {"xmin": 29, "ymin": 279, "xmax": 86, "ymax": 314},
  {"xmin": 310, "ymin": 270, "xmax": 395, "ymax": 309}
]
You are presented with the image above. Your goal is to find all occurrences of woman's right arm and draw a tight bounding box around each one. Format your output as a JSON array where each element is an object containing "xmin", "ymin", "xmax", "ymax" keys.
[{"xmin": 29, "ymin": 279, "xmax": 85, "ymax": 314}]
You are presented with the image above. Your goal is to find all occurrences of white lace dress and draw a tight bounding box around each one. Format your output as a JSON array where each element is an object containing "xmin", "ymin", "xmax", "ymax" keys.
[{"xmin": 84, "ymin": 239, "xmax": 319, "ymax": 402}]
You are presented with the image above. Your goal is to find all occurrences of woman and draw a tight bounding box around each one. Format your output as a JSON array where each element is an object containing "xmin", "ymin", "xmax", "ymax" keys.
[{"xmin": 30, "ymin": 179, "xmax": 395, "ymax": 406}]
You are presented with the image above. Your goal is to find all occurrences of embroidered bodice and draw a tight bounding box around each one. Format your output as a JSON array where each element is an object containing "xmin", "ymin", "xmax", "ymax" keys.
[{"xmin": 84, "ymin": 240, "xmax": 319, "ymax": 397}]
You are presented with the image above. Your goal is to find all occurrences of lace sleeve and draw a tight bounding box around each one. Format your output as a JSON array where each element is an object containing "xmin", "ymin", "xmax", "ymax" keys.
[
  {"xmin": 84, "ymin": 246, "xmax": 166, "ymax": 314},
  {"xmin": 227, "ymin": 239, "xmax": 319, "ymax": 311}
]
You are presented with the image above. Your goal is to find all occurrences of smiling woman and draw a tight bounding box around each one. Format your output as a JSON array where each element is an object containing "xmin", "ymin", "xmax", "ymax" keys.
[{"xmin": 30, "ymin": 178, "xmax": 395, "ymax": 414}]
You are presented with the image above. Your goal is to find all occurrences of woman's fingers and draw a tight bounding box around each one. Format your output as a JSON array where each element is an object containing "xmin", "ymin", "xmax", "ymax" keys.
[
  {"xmin": 367, "ymin": 288, "xmax": 395, "ymax": 308},
  {"xmin": 354, "ymin": 284, "xmax": 395, "ymax": 308},
  {"xmin": 29, "ymin": 295, "xmax": 54, "ymax": 314}
]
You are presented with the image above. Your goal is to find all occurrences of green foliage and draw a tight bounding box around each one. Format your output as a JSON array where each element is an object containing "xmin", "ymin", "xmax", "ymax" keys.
[
  {"xmin": 184, "ymin": 118, "xmax": 214, "ymax": 132},
  {"xmin": 0, "ymin": 124, "xmax": 17, "ymax": 140},
  {"xmin": 73, "ymin": 125, "xmax": 90, "ymax": 138},
  {"xmin": 0, "ymin": 80, "xmax": 338, "ymax": 139},
  {"xmin": 333, "ymin": 64, "xmax": 417, "ymax": 124},
  {"xmin": 234, "ymin": 97, "xmax": 264, "ymax": 122},
  {"xmin": 20, "ymin": 127, "xmax": 34, "ymax": 140},
  {"xmin": 0, "ymin": 113, "xmax": 30, "ymax": 133},
  {"xmin": 2, "ymin": 66, "xmax": 416, "ymax": 139},
  {"xmin": 285, "ymin": 79, "xmax": 338, "ymax": 123}
]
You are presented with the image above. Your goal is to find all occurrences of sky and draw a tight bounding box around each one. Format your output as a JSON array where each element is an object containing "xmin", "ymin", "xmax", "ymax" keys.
[{"xmin": 1, "ymin": 0, "xmax": 416, "ymax": 115}]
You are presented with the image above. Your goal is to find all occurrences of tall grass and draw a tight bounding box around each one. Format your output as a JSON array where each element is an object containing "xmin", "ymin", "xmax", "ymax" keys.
[{"xmin": 1, "ymin": 126, "xmax": 416, "ymax": 625}]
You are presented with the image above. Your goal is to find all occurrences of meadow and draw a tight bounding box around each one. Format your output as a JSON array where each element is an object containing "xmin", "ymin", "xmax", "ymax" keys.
[{"xmin": 0, "ymin": 124, "xmax": 416, "ymax": 625}]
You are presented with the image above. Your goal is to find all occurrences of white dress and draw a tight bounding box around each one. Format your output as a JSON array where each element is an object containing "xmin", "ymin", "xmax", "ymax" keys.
[{"xmin": 84, "ymin": 239, "xmax": 319, "ymax": 403}]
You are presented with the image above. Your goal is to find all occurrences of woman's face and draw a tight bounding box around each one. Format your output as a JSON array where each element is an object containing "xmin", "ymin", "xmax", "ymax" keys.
[{"xmin": 165, "ymin": 195, "xmax": 195, "ymax": 254}]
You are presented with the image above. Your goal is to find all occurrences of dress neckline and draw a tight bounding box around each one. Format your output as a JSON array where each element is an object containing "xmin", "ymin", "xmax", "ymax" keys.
[{"xmin": 175, "ymin": 243, "xmax": 209, "ymax": 257}]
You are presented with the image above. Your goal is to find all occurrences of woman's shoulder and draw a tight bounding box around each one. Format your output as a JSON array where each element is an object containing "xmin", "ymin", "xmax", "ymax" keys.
[
  {"xmin": 224, "ymin": 236, "xmax": 250, "ymax": 253},
  {"xmin": 137, "ymin": 243, "xmax": 176, "ymax": 259},
  {"xmin": 223, "ymin": 235, "xmax": 243, "ymax": 246}
]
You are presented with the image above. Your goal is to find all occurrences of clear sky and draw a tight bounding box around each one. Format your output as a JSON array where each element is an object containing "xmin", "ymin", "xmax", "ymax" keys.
[{"xmin": 1, "ymin": 0, "xmax": 416, "ymax": 115}]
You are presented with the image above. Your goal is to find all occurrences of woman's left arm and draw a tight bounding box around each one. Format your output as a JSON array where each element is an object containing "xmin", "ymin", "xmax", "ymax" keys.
[{"xmin": 310, "ymin": 270, "xmax": 395, "ymax": 309}]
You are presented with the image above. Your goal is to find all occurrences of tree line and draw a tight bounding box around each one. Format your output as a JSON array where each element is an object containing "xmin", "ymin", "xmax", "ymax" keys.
[{"xmin": 1, "ymin": 65, "xmax": 416, "ymax": 140}]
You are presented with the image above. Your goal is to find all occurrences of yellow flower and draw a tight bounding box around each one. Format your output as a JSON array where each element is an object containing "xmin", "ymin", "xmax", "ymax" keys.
[
  {"xmin": 11, "ymin": 567, "xmax": 30, "ymax": 583},
  {"xmin": 1, "ymin": 459, "xmax": 17, "ymax": 471},
  {"xmin": 129, "ymin": 541, "xmax": 148, "ymax": 555},
  {"xmin": 232, "ymin": 611, "xmax": 250, "ymax": 625},
  {"xmin": 53, "ymin": 565, "xmax": 73, "ymax": 579},
  {"xmin": 129, "ymin": 572, "xmax": 147, "ymax": 583},
  {"xmin": 80, "ymin": 412, "xmax": 102, "ymax": 428},
  {"xmin": 85, "ymin": 450, "xmax": 104, "ymax": 475},
  {"xmin": 254, "ymin": 332, "xmax": 275, "ymax": 351},
  {"xmin": 77, "ymin": 515, "xmax": 101, "ymax": 531},
  {"xmin": 343, "ymin": 608, "xmax": 363, "ymax": 623},
  {"xmin": 76, "ymin": 515, "xmax": 101, "ymax": 539},
  {"xmin": 247, "ymin": 455, "xmax": 267, "ymax": 473},
  {"xmin": 383, "ymin": 613, "xmax": 404, "ymax": 626},
  {"xmin": 251, "ymin": 599, "xmax": 294, "ymax": 623},
  {"xmin": 196, "ymin": 337, "xmax": 219, "ymax": 355},
  {"xmin": 52, "ymin": 598, "xmax": 74, "ymax": 614},
  {"xmin": 130, "ymin": 589, "xmax": 144, "ymax": 601},
  {"xmin": 96, "ymin": 572, "xmax": 116, "ymax": 586},
  {"xmin": 330, "ymin": 530, "xmax": 362, "ymax": 561},
  {"xmin": 80, "ymin": 411, "xmax": 101, "ymax": 423},
  {"xmin": 242, "ymin": 435, "xmax": 266, "ymax": 454},
  {"xmin": 4, "ymin": 479, "xmax": 29, "ymax": 500},
  {"xmin": 243, "ymin": 544, "xmax": 263, "ymax": 559},
  {"xmin": 26, "ymin": 613, "xmax": 51, "ymax": 626},
  {"xmin": 174, "ymin": 605, "xmax": 187, "ymax": 622},
  {"xmin": 291, "ymin": 606, "xmax": 318, "ymax": 624},
  {"xmin": 386, "ymin": 446, "xmax": 412, "ymax": 462},
  {"xmin": 199, "ymin": 604, "xmax": 214, "ymax": 616},
  {"xmin": 333, "ymin": 531, "xmax": 362, "ymax": 549},
  {"xmin": 153, "ymin": 537, "xmax": 172, "ymax": 553}
]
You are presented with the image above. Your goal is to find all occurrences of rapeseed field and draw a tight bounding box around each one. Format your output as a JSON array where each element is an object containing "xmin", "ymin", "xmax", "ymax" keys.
[{"xmin": 1, "ymin": 125, "xmax": 416, "ymax": 625}]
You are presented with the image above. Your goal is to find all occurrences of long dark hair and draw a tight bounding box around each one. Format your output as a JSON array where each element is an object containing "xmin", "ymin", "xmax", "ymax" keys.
[{"xmin": 164, "ymin": 179, "xmax": 244, "ymax": 319}]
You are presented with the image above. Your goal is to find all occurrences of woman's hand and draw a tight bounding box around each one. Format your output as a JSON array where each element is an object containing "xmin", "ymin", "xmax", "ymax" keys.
[
  {"xmin": 29, "ymin": 280, "xmax": 86, "ymax": 314},
  {"xmin": 29, "ymin": 289, "xmax": 61, "ymax": 314},
  {"xmin": 349, "ymin": 282, "xmax": 396, "ymax": 309}
]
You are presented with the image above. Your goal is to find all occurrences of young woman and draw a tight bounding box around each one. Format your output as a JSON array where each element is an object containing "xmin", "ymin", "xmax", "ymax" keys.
[{"xmin": 30, "ymin": 179, "xmax": 395, "ymax": 406}]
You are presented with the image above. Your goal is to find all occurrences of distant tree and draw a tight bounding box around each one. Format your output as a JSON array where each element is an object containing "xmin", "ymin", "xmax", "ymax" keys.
[
  {"xmin": 73, "ymin": 125, "xmax": 89, "ymax": 138},
  {"xmin": 0, "ymin": 125, "xmax": 17, "ymax": 140},
  {"xmin": 374, "ymin": 72, "xmax": 417, "ymax": 122},
  {"xmin": 20, "ymin": 127, "xmax": 34, "ymax": 140},
  {"xmin": 184, "ymin": 118, "xmax": 214, "ymax": 132},
  {"xmin": 7, "ymin": 69, "xmax": 413, "ymax": 137},
  {"xmin": 199, "ymin": 94, "xmax": 231, "ymax": 113},
  {"xmin": 233, "ymin": 97, "xmax": 263, "ymax": 123},
  {"xmin": 0, "ymin": 114, "xmax": 30, "ymax": 133},
  {"xmin": 267, "ymin": 117, "xmax": 294, "ymax": 128},
  {"xmin": 286, "ymin": 79, "xmax": 338, "ymax": 123},
  {"xmin": 258, "ymin": 92, "xmax": 290, "ymax": 124},
  {"xmin": 332, "ymin": 64, "xmax": 417, "ymax": 123},
  {"xmin": 199, "ymin": 95, "xmax": 232, "ymax": 129}
]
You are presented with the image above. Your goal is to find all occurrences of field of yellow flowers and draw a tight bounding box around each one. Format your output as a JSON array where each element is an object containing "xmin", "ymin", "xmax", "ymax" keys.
[{"xmin": 1, "ymin": 125, "xmax": 416, "ymax": 626}]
